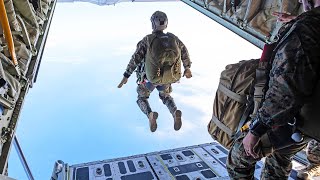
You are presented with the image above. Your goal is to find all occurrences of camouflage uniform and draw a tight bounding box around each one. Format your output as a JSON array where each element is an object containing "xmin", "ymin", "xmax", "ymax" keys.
[
  {"xmin": 137, "ymin": 83, "xmax": 176, "ymax": 115},
  {"xmin": 306, "ymin": 140, "xmax": 320, "ymax": 166},
  {"xmin": 123, "ymin": 31, "xmax": 191, "ymax": 117},
  {"xmin": 228, "ymin": 132, "xmax": 307, "ymax": 179},
  {"xmin": 296, "ymin": 140, "xmax": 320, "ymax": 179},
  {"xmin": 227, "ymin": 7, "xmax": 320, "ymax": 180}
]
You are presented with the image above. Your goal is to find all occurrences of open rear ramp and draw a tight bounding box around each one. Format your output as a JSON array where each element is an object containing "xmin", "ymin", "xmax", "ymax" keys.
[
  {"xmin": 180, "ymin": 0, "xmax": 303, "ymax": 48},
  {"xmin": 51, "ymin": 142, "xmax": 306, "ymax": 180}
]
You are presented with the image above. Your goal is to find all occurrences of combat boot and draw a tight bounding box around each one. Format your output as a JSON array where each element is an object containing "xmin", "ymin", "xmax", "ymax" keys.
[
  {"xmin": 297, "ymin": 164, "xmax": 320, "ymax": 180},
  {"xmin": 173, "ymin": 110, "xmax": 182, "ymax": 131},
  {"xmin": 148, "ymin": 112, "xmax": 158, "ymax": 132}
]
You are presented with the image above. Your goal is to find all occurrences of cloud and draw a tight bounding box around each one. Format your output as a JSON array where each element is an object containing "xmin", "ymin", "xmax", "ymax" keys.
[
  {"xmin": 131, "ymin": 116, "xmax": 210, "ymax": 141},
  {"xmin": 45, "ymin": 56, "xmax": 88, "ymax": 64},
  {"xmin": 111, "ymin": 45, "xmax": 135, "ymax": 56}
]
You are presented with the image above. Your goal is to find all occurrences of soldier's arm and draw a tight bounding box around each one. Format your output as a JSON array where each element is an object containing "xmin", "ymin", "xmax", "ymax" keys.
[
  {"xmin": 250, "ymin": 27, "xmax": 320, "ymax": 137},
  {"xmin": 176, "ymin": 38, "xmax": 191, "ymax": 69},
  {"xmin": 123, "ymin": 37, "xmax": 148, "ymax": 78}
]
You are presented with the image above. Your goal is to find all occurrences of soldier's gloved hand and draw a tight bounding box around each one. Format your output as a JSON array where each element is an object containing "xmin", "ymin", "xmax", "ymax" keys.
[
  {"xmin": 183, "ymin": 68, "xmax": 192, "ymax": 79},
  {"xmin": 118, "ymin": 77, "xmax": 128, "ymax": 88}
]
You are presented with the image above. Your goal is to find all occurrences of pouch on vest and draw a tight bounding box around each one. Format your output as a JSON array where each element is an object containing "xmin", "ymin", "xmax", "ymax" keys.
[
  {"xmin": 208, "ymin": 59, "xmax": 259, "ymax": 149},
  {"xmin": 145, "ymin": 33, "xmax": 181, "ymax": 84}
]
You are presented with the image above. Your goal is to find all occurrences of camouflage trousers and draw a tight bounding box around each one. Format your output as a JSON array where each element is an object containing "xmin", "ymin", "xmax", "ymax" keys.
[
  {"xmin": 306, "ymin": 139, "xmax": 320, "ymax": 165},
  {"xmin": 227, "ymin": 132, "xmax": 307, "ymax": 180},
  {"xmin": 136, "ymin": 82, "xmax": 177, "ymax": 117}
]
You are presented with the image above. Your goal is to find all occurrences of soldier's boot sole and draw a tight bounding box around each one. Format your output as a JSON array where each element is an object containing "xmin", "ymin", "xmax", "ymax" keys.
[
  {"xmin": 149, "ymin": 112, "xmax": 158, "ymax": 132},
  {"xmin": 174, "ymin": 110, "xmax": 182, "ymax": 131}
]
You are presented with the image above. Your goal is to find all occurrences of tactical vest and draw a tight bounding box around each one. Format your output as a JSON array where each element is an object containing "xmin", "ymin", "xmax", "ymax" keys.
[{"xmin": 145, "ymin": 32, "xmax": 181, "ymax": 84}]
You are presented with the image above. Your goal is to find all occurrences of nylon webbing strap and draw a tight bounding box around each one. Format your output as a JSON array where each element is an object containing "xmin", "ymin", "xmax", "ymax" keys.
[
  {"xmin": 211, "ymin": 115, "xmax": 233, "ymax": 137},
  {"xmin": 252, "ymin": 67, "xmax": 267, "ymax": 116},
  {"xmin": 235, "ymin": 101, "xmax": 253, "ymax": 139},
  {"xmin": 218, "ymin": 83, "xmax": 246, "ymax": 103}
]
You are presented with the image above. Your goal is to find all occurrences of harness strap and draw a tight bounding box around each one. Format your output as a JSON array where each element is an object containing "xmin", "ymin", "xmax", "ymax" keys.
[
  {"xmin": 218, "ymin": 83, "xmax": 247, "ymax": 104},
  {"xmin": 251, "ymin": 66, "xmax": 268, "ymax": 118},
  {"xmin": 211, "ymin": 115, "xmax": 234, "ymax": 137},
  {"xmin": 234, "ymin": 100, "xmax": 254, "ymax": 139}
]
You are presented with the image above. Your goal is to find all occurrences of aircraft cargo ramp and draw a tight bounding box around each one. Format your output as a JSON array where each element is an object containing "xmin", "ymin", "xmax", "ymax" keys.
[
  {"xmin": 1, "ymin": 0, "xmax": 318, "ymax": 179},
  {"xmin": 51, "ymin": 142, "xmax": 307, "ymax": 180}
]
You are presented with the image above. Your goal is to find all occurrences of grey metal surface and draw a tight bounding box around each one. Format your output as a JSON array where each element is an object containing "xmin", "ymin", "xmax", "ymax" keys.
[
  {"xmin": 53, "ymin": 142, "xmax": 306, "ymax": 179},
  {"xmin": 57, "ymin": 0, "xmax": 177, "ymax": 6},
  {"xmin": 0, "ymin": 83, "xmax": 29, "ymax": 174},
  {"xmin": 12, "ymin": 136, "xmax": 34, "ymax": 180},
  {"xmin": 0, "ymin": 0, "xmax": 57, "ymax": 175},
  {"xmin": 180, "ymin": 0, "xmax": 265, "ymax": 49},
  {"xmin": 0, "ymin": 174, "xmax": 16, "ymax": 180},
  {"xmin": 72, "ymin": 156, "xmax": 157, "ymax": 180},
  {"xmin": 26, "ymin": 0, "xmax": 58, "ymax": 86}
]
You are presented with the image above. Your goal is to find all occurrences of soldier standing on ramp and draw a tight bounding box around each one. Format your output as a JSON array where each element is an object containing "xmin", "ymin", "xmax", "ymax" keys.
[
  {"xmin": 272, "ymin": 11, "xmax": 320, "ymax": 180},
  {"xmin": 227, "ymin": 0, "xmax": 320, "ymax": 179}
]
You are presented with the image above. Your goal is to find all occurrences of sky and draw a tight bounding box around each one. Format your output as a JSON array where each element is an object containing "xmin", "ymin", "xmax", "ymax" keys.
[{"xmin": 8, "ymin": 1, "xmax": 261, "ymax": 179}]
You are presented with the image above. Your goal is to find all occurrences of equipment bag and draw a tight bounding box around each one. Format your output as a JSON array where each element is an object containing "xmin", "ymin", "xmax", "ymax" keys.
[
  {"xmin": 207, "ymin": 59, "xmax": 260, "ymax": 149},
  {"xmin": 209, "ymin": 43, "xmax": 320, "ymax": 149},
  {"xmin": 145, "ymin": 32, "xmax": 181, "ymax": 84}
]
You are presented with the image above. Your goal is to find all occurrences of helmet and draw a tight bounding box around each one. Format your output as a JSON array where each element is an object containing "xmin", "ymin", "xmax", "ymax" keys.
[{"xmin": 150, "ymin": 11, "xmax": 168, "ymax": 31}]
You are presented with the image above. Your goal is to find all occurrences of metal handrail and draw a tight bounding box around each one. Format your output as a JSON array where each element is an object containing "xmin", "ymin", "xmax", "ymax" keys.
[{"xmin": 13, "ymin": 136, "xmax": 34, "ymax": 180}]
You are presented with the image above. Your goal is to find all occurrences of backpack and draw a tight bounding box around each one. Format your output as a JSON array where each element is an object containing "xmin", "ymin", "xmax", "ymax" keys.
[
  {"xmin": 207, "ymin": 59, "xmax": 262, "ymax": 149},
  {"xmin": 208, "ymin": 54, "xmax": 320, "ymax": 150},
  {"xmin": 145, "ymin": 32, "xmax": 181, "ymax": 84}
]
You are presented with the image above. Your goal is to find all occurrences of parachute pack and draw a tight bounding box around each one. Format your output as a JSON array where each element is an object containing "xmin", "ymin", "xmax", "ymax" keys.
[
  {"xmin": 207, "ymin": 59, "xmax": 262, "ymax": 149},
  {"xmin": 208, "ymin": 50, "xmax": 320, "ymax": 150},
  {"xmin": 145, "ymin": 32, "xmax": 181, "ymax": 85}
]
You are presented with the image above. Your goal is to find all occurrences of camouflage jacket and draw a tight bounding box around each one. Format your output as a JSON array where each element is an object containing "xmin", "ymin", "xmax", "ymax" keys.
[
  {"xmin": 123, "ymin": 31, "xmax": 191, "ymax": 78},
  {"xmin": 251, "ymin": 7, "xmax": 320, "ymax": 136}
]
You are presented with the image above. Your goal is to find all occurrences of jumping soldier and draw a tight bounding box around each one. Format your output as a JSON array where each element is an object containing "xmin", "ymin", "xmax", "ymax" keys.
[{"xmin": 118, "ymin": 11, "xmax": 192, "ymax": 132}]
